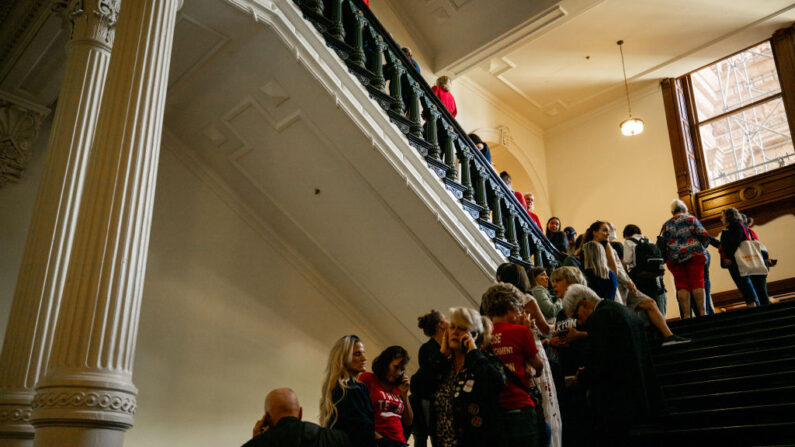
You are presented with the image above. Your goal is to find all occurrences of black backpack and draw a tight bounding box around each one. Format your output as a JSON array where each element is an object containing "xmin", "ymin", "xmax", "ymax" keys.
[{"xmin": 633, "ymin": 236, "xmax": 665, "ymax": 278}]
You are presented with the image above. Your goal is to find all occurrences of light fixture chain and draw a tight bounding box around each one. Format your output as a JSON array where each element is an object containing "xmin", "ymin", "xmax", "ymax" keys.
[{"xmin": 619, "ymin": 41, "xmax": 633, "ymax": 116}]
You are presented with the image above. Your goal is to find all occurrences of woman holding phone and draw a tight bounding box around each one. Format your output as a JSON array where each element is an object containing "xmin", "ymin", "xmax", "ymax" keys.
[
  {"xmin": 359, "ymin": 346, "xmax": 414, "ymax": 447},
  {"xmin": 428, "ymin": 307, "xmax": 506, "ymax": 447}
]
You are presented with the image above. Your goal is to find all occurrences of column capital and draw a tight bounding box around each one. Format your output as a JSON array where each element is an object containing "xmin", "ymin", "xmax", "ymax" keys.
[
  {"xmin": 0, "ymin": 91, "xmax": 49, "ymax": 188},
  {"xmin": 53, "ymin": 0, "xmax": 121, "ymax": 49}
]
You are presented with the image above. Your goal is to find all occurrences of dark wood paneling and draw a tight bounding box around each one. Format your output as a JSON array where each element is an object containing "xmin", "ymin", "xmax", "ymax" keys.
[
  {"xmin": 696, "ymin": 164, "xmax": 795, "ymax": 232},
  {"xmin": 661, "ymin": 78, "xmax": 697, "ymax": 207},
  {"xmin": 711, "ymin": 276, "xmax": 795, "ymax": 311},
  {"xmin": 773, "ymin": 24, "xmax": 795, "ymax": 143},
  {"xmin": 666, "ymin": 277, "xmax": 795, "ymax": 321}
]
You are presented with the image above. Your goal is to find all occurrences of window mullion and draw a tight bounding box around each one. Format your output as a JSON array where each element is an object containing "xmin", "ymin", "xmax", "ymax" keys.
[{"xmin": 684, "ymin": 75, "xmax": 712, "ymax": 191}]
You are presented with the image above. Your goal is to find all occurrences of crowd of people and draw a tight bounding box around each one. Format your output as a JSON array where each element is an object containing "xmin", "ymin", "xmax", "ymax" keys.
[{"xmin": 242, "ymin": 199, "xmax": 777, "ymax": 447}]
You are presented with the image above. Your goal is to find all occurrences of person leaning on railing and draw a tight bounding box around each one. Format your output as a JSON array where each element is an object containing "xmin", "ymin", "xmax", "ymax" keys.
[
  {"xmin": 432, "ymin": 76, "xmax": 457, "ymax": 118},
  {"xmin": 545, "ymin": 217, "xmax": 568, "ymax": 253}
]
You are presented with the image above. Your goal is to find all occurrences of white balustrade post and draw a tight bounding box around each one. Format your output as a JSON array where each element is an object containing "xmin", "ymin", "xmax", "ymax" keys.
[
  {"xmin": 29, "ymin": 0, "xmax": 179, "ymax": 445},
  {"xmin": 0, "ymin": 2, "xmax": 119, "ymax": 446}
]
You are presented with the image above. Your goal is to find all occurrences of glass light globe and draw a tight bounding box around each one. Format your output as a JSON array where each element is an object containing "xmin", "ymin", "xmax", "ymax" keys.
[{"xmin": 620, "ymin": 117, "xmax": 645, "ymax": 136}]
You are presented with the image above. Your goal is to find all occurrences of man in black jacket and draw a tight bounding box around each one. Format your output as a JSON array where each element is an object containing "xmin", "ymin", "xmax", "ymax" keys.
[
  {"xmin": 243, "ymin": 388, "xmax": 351, "ymax": 447},
  {"xmin": 562, "ymin": 285, "xmax": 662, "ymax": 447}
]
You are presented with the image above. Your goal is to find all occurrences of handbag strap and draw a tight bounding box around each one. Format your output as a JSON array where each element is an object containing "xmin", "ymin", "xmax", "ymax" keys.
[
  {"xmin": 505, "ymin": 367, "xmax": 534, "ymax": 395},
  {"xmin": 740, "ymin": 222, "xmax": 750, "ymax": 241}
]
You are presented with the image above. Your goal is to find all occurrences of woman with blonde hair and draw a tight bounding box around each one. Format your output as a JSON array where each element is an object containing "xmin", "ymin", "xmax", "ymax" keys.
[
  {"xmin": 432, "ymin": 75, "xmax": 457, "ymax": 117},
  {"xmin": 583, "ymin": 242, "xmax": 687, "ymax": 346},
  {"xmin": 581, "ymin": 241, "xmax": 619, "ymax": 302},
  {"xmin": 427, "ymin": 307, "xmax": 505, "ymax": 447},
  {"xmin": 320, "ymin": 335, "xmax": 376, "ymax": 447}
]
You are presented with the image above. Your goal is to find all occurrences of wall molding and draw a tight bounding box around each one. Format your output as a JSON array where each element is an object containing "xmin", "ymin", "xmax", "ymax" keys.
[{"xmin": 456, "ymin": 75, "xmax": 544, "ymax": 137}]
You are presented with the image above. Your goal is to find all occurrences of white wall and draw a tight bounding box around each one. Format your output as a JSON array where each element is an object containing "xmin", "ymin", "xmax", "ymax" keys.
[
  {"xmin": 545, "ymin": 86, "xmax": 795, "ymax": 317},
  {"xmin": 126, "ymin": 147, "xmax": 383, "ymax": 446},
  {"xmin": 0, "ymin": 115, "xmax": 51, "ymax": 347}
]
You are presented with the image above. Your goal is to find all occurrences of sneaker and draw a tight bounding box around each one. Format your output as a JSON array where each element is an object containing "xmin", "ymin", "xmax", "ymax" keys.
[{"xmin": 662, "ymin": 335, "xmax": 691, "ymax": 346}]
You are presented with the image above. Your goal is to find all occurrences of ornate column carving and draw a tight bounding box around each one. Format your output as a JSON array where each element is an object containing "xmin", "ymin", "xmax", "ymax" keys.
[
  {"xmin": 0, "ymin": 2, "xmax": 119, "ymax": 445},
  {"xmin": 30, "ymin": 0, "xmax": 179, "ymax": 445},
  {"xmin": 0, "ymin": 94, "xmax": 48, "ymax": 187}
]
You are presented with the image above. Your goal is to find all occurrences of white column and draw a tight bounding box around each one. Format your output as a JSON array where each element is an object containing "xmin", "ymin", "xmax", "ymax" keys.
[
  {"xmin": 29, "ymin": 0, "xmax": 179, "ymax": 445},
  {"xmin": 0, "ymin": 2, "xmax": 119, "ymax": 446}
]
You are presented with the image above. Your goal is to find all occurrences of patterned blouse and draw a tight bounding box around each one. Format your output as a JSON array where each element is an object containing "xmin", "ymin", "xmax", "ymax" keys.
[
  {"xmin": 661, "ymin": 213, "xmax": 709, "ymax": 263},
  {"xmin": 433, "ymin": 367, "xmax": 459, "ymax": 447}
]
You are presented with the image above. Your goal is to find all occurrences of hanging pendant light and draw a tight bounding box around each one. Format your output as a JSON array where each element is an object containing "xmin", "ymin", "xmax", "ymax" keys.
[{"xmin": 617, "ymin": 40, "xmax": 644, "ymax": 136}]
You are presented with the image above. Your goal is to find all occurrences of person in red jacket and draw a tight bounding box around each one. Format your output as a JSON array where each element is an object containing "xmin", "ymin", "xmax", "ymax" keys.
[
  {"xmin": 481, "ymin": 283, "xmax": 544, "ymax": 446},
  {"xmin": 432, "ymin": 76, "xmax": 457, "ymax": 117}
]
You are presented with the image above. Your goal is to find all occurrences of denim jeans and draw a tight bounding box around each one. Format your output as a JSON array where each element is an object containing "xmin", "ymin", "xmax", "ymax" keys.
[{"xmin": 729, "ymin": 265, "xmax": 769, "ymax": 306}]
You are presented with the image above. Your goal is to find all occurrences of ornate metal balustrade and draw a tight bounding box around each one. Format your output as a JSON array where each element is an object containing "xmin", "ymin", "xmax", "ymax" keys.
[{"xmin": 294, "ymin": 0, "xmax": 564, "ymax": 268}]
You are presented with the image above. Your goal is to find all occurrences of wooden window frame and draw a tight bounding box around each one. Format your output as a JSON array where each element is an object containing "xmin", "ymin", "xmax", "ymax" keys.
[{"xmin": 662, "ymin": 24, "xmax": 795, "ymax": 232}]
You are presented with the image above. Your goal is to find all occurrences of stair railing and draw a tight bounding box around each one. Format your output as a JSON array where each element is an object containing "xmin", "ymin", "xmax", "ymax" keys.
[{"xmin": 294, "ymin": 0, "xmax": 565, "ymax": 268}]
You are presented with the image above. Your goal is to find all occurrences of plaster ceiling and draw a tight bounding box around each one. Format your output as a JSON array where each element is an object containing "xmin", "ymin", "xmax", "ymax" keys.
[{"xmin": 393, "ymin": 0, "xmax": 795, "ymax": 130}]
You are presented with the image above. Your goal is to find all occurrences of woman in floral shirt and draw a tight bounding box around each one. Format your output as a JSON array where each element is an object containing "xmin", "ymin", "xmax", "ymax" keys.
[{"xmin": 661, "ymin": 199, "xmax": 710, "ymax": 318}]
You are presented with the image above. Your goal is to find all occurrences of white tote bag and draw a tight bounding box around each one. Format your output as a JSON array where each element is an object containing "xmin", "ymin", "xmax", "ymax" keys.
[{"xmin": 735, "ymin": 225, "xmax": 768, "ymax": 276}]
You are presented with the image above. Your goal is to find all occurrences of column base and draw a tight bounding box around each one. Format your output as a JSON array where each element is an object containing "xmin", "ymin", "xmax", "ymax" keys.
[
  {"xmin": 0, "ymin": 391, "xmax": 34, "ymax": 446},
  {"xmin": 34, "ymin": 426, "xmax": 125, "ymax": 447},
  {"xmin": 31, "ymin": 376, "xmax": 137, "ymax": 437}
]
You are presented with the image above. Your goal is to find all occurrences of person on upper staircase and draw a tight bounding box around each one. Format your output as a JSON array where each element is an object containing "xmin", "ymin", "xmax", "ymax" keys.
[{"xmin": 432, "ymin": 76, "xmax": 457, "ymax": 117}]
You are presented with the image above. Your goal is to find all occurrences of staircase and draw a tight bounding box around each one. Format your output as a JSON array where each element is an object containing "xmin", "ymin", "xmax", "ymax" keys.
[
  {"xmin": 634, "ymin": 300, "xmax": 795, "ymax": 446},
  {"xmin": 290, "ymin": 0, "xmax": 564, "ymax": 269}
]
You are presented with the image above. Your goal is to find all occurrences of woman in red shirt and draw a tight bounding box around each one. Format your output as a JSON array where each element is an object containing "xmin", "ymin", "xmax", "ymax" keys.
[
  {"xmin": 432, "ymin": 76, "xmax": 457, "ymax": 117},
  {"xmin": 359, "ymin": 346, "xmax": 413, "ymax": 447}
]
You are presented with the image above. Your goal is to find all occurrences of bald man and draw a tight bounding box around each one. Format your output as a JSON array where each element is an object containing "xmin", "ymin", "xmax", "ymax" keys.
[{"xmin": 242, "ymin": 388, "xmax": 351, "ymax": 447}]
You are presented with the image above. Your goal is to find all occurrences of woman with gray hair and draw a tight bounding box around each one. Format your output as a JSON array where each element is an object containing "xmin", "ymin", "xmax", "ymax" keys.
[
  {"xmin": 661, "ymin": 199, "xmax": 710, "ymax": 318},
  {"xmin": 427, "ymin": 307, "xmax": 505, "ymax": 447},
  {"xmin": 561, "ymin": 284, "xmax": 602, "ymax": 317}
]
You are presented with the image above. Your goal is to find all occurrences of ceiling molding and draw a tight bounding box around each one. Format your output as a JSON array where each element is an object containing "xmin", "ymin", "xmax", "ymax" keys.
[
  {"xmin": 440, "ymin": 4, "xmax": 567, "ymax": 76},
  {"xmin": 457, "ymin": 74, "xmax": 544, "ymax": 137},
  {"xmin": 0, "ymin": 0, "xmax": 53, "ymax": 84},
  {"xmin": 168, "ymin": 12, "xmax": 230, "ymax": 89},
  {"xmin": 545, "ymin": 81, "xmax": 661, "ymax": 135}
]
